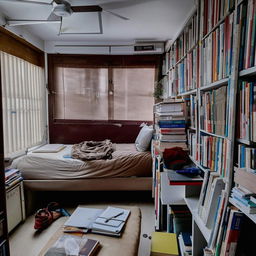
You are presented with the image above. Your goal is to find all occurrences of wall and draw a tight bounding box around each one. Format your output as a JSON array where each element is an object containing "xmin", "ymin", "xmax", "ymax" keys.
[
  {"xmin": 0, "ymin": 12, "xmax": 44, "ymax": 51},
  {"xmin": 44, "ymin": 41, "xmax": 164, "ymax": 55},
  {"xmin": 48, "ymin": 54, "xmax": 161, "ymax": 143}
]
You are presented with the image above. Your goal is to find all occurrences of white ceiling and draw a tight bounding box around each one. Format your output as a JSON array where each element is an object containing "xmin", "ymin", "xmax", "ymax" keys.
[{"xmin": 0, "ymin": 0, "xmax": 195, "ymax": 44}]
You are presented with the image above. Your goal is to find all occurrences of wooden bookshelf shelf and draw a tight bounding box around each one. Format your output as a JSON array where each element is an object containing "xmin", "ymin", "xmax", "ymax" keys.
[
  {"xmin": 237, "ymin": 138, "xmax": 256, "ymax": 146},
  {"xmin": 189, "ymin": 155, "xmax": 209, "ymax": 173},
  {"xmin": 184, "ymin": 197, "xmax": 212, "ymax": 243},
  {"xmin": 200, "ymin": 78, "xmax": 229, "ymax": 92},
  {"xmin": 188, "ymin": 126, "xmax": 196, "ymax": 131},
  {"xmin": 239, "ymin": 66, "xmax": 256, "ymax": 78},
  {"xmin": 229, "ymin": 198, "xmax": 256, "ymax": 224},
  {"xmin": 175, "ymin": 54, "xmax": 187, "ymax": 66},
  {"xmin": 184, "ymin": 197, "xmax": 199, "ymax": 213},
  {"xmin": 199, "ymin": 129, "xmax": 228, "ymax": 140},
  {"xmin": 187, "ymin": 42, "xmax": 198, "ymax": 54},
  {"xmin": 193, "ymin": 212, "xmax": 212, "ymax": 243},
  {"xmin": 178, "ymin": 89, "xmax": 197, "ymax": 97}
]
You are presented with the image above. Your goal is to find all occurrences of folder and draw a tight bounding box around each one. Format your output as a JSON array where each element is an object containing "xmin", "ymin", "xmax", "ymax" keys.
[{"xmin": 92, "ymin": 207, "xmax": 130, "ymax": 233}]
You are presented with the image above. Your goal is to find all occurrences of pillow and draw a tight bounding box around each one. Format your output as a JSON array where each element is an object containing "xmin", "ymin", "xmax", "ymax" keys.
[{"xmin": 135, "ymin": 124, "xmax": 154, "ymax": 152}]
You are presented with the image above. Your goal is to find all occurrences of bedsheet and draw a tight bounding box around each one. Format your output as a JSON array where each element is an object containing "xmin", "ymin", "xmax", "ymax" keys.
[{"xmin": 11, "ymin": 144, "xmax": 152, "ymax": 180}]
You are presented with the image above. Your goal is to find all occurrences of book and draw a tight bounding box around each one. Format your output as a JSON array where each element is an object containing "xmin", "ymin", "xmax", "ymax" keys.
[
  {"xmin": 44, "ymin": 235, "xmax": 100, "ymax": 256},
  {"xmin": 204, "ymin": 177, "xmax": 225, "ymax": 228},
  {"xmin": 166, "ymin": 169, "xmax": 203, "ymax": 185},
  {"xmin": 220, "ymin": 209, "xmax": 244, "ymax": 256},
  {"xmin": 150, "ymin": 232, "xmax": 179, "ymax": 256},
  {"xmin": 64, "ymin": 207, "xmax": 130, "ymax": 237},
  {"xmin": 178, "ymin": 234, "xmax": 192, "ymax": 256}
]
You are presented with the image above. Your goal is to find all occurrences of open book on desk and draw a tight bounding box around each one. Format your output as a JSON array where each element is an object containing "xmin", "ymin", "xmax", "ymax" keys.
[{"xmin": 64, "ymin": 206, "xmax": 130, "ymax": 237}]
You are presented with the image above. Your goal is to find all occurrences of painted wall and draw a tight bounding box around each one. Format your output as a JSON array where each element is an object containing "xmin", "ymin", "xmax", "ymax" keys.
[{"xmin": 0, "ymin": 12, "xmax": 44, "ymax": 51}]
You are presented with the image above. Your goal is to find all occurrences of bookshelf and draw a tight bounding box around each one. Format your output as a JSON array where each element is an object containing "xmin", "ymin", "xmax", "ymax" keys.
[
  {"xmin": 0, "ymin": 71, "xmax": 9, "ymax": 255},
  {"xmin": 230, "ymin": 0, "xmax": 256, "ymax": 233},
  {"xmin": 155, "ymin": 0, "xmax": 247, "ymax": 255}
]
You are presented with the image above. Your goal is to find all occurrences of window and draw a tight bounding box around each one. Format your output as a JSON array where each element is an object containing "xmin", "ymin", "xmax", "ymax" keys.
[
  {"xmin": 1, "ymin": 52, "xmax": 46, "ymax": 158},
  {"xmin": 53, "ymin": 67, "xmax": 155, "ymax": 121},
  {"xmin": 54, "ymin": 67, "xmax": 109, "ymax": 120}
]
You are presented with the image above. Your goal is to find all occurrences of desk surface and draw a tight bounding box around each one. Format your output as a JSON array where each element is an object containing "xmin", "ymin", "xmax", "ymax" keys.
[{"xmin": 39, "ymin": 206, "xmax": 141, "ymax": 256}]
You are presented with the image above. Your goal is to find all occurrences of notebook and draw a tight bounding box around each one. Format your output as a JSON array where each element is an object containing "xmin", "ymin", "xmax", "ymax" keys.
[{"xmin": 64, "ymin": 206, "xmax": 130, "ymax": 237}]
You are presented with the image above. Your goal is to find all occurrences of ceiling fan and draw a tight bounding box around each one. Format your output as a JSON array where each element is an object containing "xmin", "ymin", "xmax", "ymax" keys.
[{"xmin": 3, "ymin": 0, "xmax": 129, "ymax": 28}]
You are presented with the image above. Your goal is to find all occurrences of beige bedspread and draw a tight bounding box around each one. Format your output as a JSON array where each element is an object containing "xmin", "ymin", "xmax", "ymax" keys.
[{"xmin": 11, "ymin": 144, "xmax": 152, "ymax": 180}]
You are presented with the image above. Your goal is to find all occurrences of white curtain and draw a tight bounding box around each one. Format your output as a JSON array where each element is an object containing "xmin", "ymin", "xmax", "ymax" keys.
[{"xmin": 1, "ymin": 51, "xmax": 46, "ymax": 158}]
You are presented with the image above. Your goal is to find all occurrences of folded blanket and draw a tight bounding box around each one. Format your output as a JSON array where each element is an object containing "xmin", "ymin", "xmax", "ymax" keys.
[{"xmin": 71, "ymin": 140, "xmax": 114, "ymax": 160}]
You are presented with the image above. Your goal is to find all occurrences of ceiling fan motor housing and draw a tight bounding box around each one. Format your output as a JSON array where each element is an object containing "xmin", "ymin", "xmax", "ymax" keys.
[{"xmin": 53, "ymin": 4, "xmax": 73, "ymax": 17}]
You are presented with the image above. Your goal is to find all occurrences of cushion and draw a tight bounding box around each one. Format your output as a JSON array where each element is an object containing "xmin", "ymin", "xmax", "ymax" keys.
[{"xmin": 135, "ymin": 124, "xmax": 154, "ymax": 152}]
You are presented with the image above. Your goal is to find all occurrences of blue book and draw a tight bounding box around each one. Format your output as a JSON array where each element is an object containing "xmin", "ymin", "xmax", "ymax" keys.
[
  {"xmin": 158, "ymin": 120, "xmax": 186, "ymax": 125},
  {"xmin": 181, "ymin": 232, "xmax": 192, "ymax": 246},
  {"xmin": 158, "ymin": 124, "xmax": 186, "ymax": 128}
]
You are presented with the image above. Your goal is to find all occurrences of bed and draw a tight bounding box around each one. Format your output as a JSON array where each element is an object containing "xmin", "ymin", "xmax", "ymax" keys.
[{"xmin": 11, "ymin": 144, "xmax": 152, "ymax": 191}]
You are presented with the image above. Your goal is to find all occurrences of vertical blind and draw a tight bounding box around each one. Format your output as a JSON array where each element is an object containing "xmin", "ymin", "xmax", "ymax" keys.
[
  {"xmin": 1, "ymin": 51, "xmax": 46, "ymax": 158},
  {"xmin": 53, "ymin": 67, "xmax": 155, "ymax": 121}
]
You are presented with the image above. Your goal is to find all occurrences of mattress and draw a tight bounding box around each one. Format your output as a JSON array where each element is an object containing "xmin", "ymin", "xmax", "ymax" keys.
[{"xmin": 11, "ymin": 144, "xmax": 152, "ymax": 180}]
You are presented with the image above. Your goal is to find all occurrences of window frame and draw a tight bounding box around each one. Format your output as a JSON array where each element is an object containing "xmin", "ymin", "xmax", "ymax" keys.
[{"xmin": 47, "ymin": 54, "xmax": 161, "ymax": 143}]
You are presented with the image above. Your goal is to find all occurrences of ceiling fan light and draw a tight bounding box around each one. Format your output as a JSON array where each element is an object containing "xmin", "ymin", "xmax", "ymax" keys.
[{"xmin": 53, "ymin": 4, "xmax": 72, "ymax": 17}]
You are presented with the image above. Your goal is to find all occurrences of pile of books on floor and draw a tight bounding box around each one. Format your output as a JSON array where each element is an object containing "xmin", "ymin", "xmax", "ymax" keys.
[
  {"xmin": 230, "ymin": 186, "xmax": 256, "ymax": 214},
  {"xmin": 154, "ymin": 101, "xmax": 187, "ymax": 151},
  {"xmin": 5, "ymin": 168, "xmax": 23, "ymax": 188},
  {"xmin": 45, "ymin": 206, "xmax": 130, "ymax": 256},
  {"xmin": 64, "ymin": 206, "xmax": 130, "ymax": 237}
]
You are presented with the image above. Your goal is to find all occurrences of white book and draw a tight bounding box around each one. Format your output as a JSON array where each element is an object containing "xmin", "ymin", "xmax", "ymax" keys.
[
  {"xmin": 204, "ymin": 177, "xmax": 225, "ymax": 229},
  {"xmin": 200, "ymin": 172, "xmax": 220, "ymax": 220}
]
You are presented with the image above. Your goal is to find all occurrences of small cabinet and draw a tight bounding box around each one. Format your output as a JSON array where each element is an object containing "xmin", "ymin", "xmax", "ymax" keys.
[{"xmin": 6, "ymin": 181, "xmax": 25, "ymax": 232}]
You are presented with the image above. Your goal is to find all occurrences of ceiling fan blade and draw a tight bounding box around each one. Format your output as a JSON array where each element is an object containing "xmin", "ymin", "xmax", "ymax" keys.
[
  {"xmin": 0, "ymin": 0, "xmax": 51, "ymax": 6},
  {"xmin": 6, "ymin": 19, "xmax": 61, "ymax": 26},
  {"xmin": 103, "ymin": 10, "xmax": 129, "ymax": 20},
  {"xmin": 53, "ymin": 0, "xmax": 63, "ymax": 4},
  {"xmin": 71, "ymin": 5, "xmax": 103, "ymax": 13},
  {"xmin": 47, "ymin": 12, "xmax": 61, "ymax": 21}
]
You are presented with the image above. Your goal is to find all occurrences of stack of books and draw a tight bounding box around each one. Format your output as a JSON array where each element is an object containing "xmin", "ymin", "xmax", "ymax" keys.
[
  {"xmin": 238, "ymin": 144, "xmax": 256, "ymax": 170},
  {"xmin": 205, "ymin": 206, "xmax": 244, "ymax": 256},
  {"xmin": 201, "ymin": 4, "xmax": 235, "ymax": 85},
  {"xmin": 230, "ymin": 186, "xmax": 256, "ymax": 214},
  {"xmin": 154, "ymin": 101, "xmax": 187, "ymax": 151},
  {"xmin": 239, "ymin": 0, "xmax": 256, "ymax": 70},
  {"xmin": 5, "ymin": 168, "xmax": 23, "ymax": 188},
  {"xmin": 200, "ymin": 87, "xmax": 227, "ymax": 136},
  {"xmin": 237, "ymin": 82, "xmax": 256, "ymax": 142},
  {"xmin": 199, "ymin": 135, "xmax": 228, "ymax": 176}
]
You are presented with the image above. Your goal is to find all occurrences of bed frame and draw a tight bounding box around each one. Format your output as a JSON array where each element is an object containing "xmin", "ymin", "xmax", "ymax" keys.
[{"xmin": 23, "ymin": 177, "xmax": 152, "ymax": 191}]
